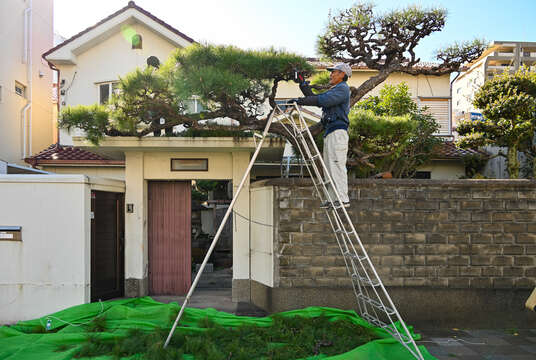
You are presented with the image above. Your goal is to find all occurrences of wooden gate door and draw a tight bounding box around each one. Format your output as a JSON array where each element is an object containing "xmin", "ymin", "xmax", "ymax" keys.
[
  {"xmin": 148, "ymin": 181, "xmax": 191, "ymax": 295},
  {"xmin": 91, "ymin": 191, "xmax": 124, "ymax": 302}
]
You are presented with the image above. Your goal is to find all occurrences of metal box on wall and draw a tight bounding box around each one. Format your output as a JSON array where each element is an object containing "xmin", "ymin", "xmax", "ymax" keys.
[{"xmin": 0, "ymin": 226, "xmax": 22, "ymax": 241}]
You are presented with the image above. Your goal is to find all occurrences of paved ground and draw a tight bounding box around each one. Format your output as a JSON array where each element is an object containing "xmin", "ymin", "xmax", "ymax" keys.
[
  {"xmin": 153, "ymin": 289, "xmax": 536, "ymax": 359},
  {"xmin": 418, "ymin": 328, "xmax": 536, "ymax": 360}
]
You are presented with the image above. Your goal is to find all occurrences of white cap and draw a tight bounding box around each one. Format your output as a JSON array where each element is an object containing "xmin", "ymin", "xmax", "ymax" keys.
[{"xmin": 327, "ymin": 63, "xmax": 352, "ymax": 78}]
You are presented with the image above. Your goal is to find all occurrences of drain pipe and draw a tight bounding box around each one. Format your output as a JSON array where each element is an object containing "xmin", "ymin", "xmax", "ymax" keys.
[
  {"xmin": 21, "ymin": 0, "xmax": 33, "ymax": 159},
  {"xmin": 43, "ymin": 58, "xmax": 60, "ymax": 144},
  {"xmin": 449, "ymin": 71, "xmax": 461, "ymax": 137}
]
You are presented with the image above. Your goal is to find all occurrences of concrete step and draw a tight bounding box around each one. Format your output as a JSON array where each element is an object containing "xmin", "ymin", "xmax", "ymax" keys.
[{"xmin": 192, "ymin": 268, "xmax": 232, "ymax": 289}]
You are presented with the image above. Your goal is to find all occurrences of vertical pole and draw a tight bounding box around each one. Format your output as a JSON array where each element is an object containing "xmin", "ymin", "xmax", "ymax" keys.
[{"xmin": 164, "ymin": 110, "xmax": 276, "ymax": 348}]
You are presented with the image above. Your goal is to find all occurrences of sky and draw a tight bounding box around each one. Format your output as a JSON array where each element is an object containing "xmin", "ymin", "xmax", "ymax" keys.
[{"xmin": 54, "ymin": 0, "xmax": 536, "ymax": 62}]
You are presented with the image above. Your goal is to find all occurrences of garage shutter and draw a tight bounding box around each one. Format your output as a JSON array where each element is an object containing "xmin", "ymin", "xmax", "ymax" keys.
[{"xmin": 419, "ymin": 98, "xmax": 450, "ymax": 135}]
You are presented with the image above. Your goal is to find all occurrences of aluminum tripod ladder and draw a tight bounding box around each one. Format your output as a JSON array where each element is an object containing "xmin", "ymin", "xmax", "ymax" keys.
[
  {"xmin": 164, "ymin": 104, "xmax": 424, "ymax": 359},
  {"xmin": 276, "ymin": 103, "xmax": 424, "ymax": 359}
]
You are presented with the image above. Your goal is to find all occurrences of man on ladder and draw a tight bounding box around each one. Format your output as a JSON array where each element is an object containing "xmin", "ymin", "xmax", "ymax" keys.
[{"xmin": 292, "ymin": 63, "xmax": 352, "ymax": 208}]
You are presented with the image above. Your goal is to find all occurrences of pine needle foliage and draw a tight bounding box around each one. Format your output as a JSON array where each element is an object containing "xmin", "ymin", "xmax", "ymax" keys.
[
  {"xmin": 59, "ymin": 44, "xmax": 312, "ymax": 144},
  {"xmin": 66, "ymin": 314, "xmax": 378, "ymax": 359},
  {"xmin": 167, "ymin": 44, "xmax": 313, "ymax": 120},
  {"xmin": 349, "ymin": 83, "xmax": 442, "ymax": 177},
  {"xmin": 456, "ymin": 68, "xmax": 536, "ymax": 178}
]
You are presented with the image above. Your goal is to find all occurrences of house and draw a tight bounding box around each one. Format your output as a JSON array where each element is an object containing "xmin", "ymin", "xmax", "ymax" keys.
[
  {"xmin": 278, "ymin": 59, "xmax": 453, "ymax": 136},
  {"xmin": 8, "ymin": 1, "xmax": 477, "ymax": 323},
  {"xmin": 277, "ymin": 60, "xmax": 473, "ymax": 179},
  {"xmin": 453, "ymin": 41, "xmax": 536, "ymax": 124},
  {"xmin": 452, "ymin": 41, "xmax": 536, "ymax": 178},
  {"xmin": 22, "ymin": 1, "xmax": 285, "ymax": 309},
  {"xmin": 0, "ymin": 0, "xmax": 54, "ymax": 170}
]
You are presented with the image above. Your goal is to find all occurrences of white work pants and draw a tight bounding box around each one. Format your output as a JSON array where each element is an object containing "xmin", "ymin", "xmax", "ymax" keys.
[{"xmin": 323, "ymin": 129, "xmax": 349, "ymax": 203}]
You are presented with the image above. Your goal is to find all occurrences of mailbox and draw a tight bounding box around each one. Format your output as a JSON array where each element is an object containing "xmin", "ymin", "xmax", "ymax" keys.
[{"xmin": 0, "ymin": 226, "xmax": 22, "ymax": 241}]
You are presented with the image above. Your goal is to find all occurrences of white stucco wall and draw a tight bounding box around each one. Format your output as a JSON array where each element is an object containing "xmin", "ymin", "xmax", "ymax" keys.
[
  {"xmin": 57, "ymin": 22, "xmax": 180, "ymax": 145},
  {"xmin": 0, "ymin": 0, "xmax": 54, "ymax": 164},
  {"xmin": 452, "ymin": 59, "xmax": 486, "ymax": 127},
  {"xmin": 0, "ymin": 174, "xmax": 124, "ymax": 324},
  {"xmin": 417, "ymin": 161, "xmax": 466, "ymax": 180},
  {"xmin": 118, "ymin": 140, "xmax": 258, "ymax": 298},
  {"xmin": 250, "ymin": 186, "xmax": 274, "ymax": 287}
]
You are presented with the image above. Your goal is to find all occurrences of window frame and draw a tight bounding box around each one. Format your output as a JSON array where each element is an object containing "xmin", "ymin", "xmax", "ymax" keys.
[
  {"xmin": 15, "ymin": 81, "xmax": 26, "ymax": 98},
  {"xmin": 181, "ymin": 96, "xmax": 205, "ymax": 114},
  {"xmin": 97, "ymin": 81, "xmax": 119, "ymax": 105}
]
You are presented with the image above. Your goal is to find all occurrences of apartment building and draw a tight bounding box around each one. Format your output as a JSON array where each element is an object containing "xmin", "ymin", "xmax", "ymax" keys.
[
  {"xmin": 452, "ymin": 41, "xmax": 536, "ymax": 126},
  {"xmin": 0, "ymin": 0, "xmax": 54, "ymax": 169}
]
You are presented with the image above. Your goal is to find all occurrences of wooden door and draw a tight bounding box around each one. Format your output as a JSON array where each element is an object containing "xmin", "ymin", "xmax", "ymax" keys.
[
  {"xmin": 148, "ymin": 181, "xmax": 191, "ymax": 295},
  {"xmin": 91, "ymin": 191, "xmax": 124, "ymax": 301}
]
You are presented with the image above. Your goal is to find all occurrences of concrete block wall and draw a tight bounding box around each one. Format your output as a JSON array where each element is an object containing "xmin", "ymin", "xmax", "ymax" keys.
[
  {"xmin": 250, "ymin": 178, "xmax": 536, "ymax": 327},
  {"xmin": 274, "ymin": 179, "xmax": 536, "ymax": 290}
]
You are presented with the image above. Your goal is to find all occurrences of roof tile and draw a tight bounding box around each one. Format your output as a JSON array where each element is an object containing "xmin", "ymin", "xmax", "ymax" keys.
[
  {"xmin": 25, "ymin": 144, "xmax": 124, "ymax": 166},
  {"xmin": 433, "ymin": 141, "xmax": 488, "ymax": 160}
]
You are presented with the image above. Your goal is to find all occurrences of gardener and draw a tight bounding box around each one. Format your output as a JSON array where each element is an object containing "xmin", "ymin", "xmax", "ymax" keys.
[{"xmin": 293, "ymin": 63, "xmax": 352, "ymax": 208}]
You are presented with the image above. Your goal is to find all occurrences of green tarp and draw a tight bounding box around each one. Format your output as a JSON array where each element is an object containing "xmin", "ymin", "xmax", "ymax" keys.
[{"xmin": 0, "ymin": 297, "xmax": 437, "ymax": 359}]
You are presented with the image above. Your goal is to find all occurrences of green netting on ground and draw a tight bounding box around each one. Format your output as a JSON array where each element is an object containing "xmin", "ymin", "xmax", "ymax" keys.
[{"xmin": 0, "ymin": 297, "xmax": 437, "ymax": 359}]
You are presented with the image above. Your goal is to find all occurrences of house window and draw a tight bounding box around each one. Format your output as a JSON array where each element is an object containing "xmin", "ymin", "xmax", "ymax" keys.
[
  {"xmin": 182, "ymin": 97, "xmax": 205, "ymax": 114},
  {"xmin": 413, "ymin": 171, "xmax": 431, "ymax": 179},
  {"xmin": 15, "ymin": 82, "xmax": 26, "ymax": 98},
  {"xmin": 456, "ymin": 87, "xmax": 461, "ymax": 94},
  {"xmin": 98, "ymin": 82, "xmax": 119, "ymax": 104},
  {"xmin": 132, "ymin": 34, "xmax": 142, "ymax": 49}
]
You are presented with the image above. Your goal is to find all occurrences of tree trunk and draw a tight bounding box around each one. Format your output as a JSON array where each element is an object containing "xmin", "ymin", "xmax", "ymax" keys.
[
  {"xmin": 507, "ymin": 145, "xmax": 520, "ymax": 179},
  {"xmin": 350, "ymin": 69, "xmax": 393, "ymax": 107}
]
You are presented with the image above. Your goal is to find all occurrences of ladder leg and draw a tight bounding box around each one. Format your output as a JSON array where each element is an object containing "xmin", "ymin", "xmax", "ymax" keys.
[
  {"xmin": 163, "ymin": 110, "xmax": 277, "ymax": 348},
  {"xmin": 287, "ymin": 104, "xmax": 424, "ymax": 360}
]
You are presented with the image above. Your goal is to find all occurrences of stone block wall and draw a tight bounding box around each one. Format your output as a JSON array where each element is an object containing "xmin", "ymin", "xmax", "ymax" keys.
[
  {"xmin": 273, "ymin": 179, "xmax": 536, "ymax": 290},
  {"xmin": 250, "ymin": 178, "xmax": 536, "ymax": 326}
]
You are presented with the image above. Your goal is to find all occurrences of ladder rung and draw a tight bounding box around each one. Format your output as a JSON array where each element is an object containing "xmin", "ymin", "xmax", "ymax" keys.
[
  {"xmin": 357, "ymin": 294, "xmax": 396, "ymax": 315},
  {"xmin": 334, "ymin": 229, "xmax": 356, "ymax": 238},
  {"xmin": 352, "ymin": 273, "xmax": 380, "ymax": 287},
  {"xmin": 314, "ymin": 179, "xmax": 331, "ymax": 187},
  {"xmin": 361, "ymin": 314, "xmax": 413, "ymax": 344},
  {"xmin": 311, "ymin": 154, "xmax": 321, "ymax": 160},
  {"xmin": 343, "ymin": 251, "xmax": 367, "ymax": 262}
]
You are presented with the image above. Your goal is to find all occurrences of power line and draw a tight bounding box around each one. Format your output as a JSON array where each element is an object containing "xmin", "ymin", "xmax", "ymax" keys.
[{"xmin": 232, "ymin": 209, "xmax": 273, "ymax": 227}]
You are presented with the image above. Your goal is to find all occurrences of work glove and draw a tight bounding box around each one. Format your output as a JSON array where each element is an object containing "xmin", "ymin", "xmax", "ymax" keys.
[
  {"xmin": 296, "ymin": 96, "xmax": 319, "ymax": 106},
  {"xmin": 299, "ymin": 81, "xmax": 314, "ymax": 97}
]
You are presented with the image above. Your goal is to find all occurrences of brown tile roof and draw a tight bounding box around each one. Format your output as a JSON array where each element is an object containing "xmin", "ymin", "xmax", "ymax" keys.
[
  {"xmin": 43, "ymin": 1, "xmax": 195, "ymax": 59},
  {"xmin": 25, "ymin": 144, "xmax": 124, "ymax": 166},
  {"xmin": 433, "ymin": 141, "xmax": 488, "ymax": 160},
  {"xmin": 306, "ymin": 58, "xmax": 441, "ymax": 71}
]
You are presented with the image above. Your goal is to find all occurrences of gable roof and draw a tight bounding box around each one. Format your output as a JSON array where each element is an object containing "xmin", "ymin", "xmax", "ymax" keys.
[
  {"xmin": 43, "ymin": 1, "xmax": 195, "ymax": 65},
  {"xmin": 25, "ymin": 144, "xmax": 124, "ymax": 167}
]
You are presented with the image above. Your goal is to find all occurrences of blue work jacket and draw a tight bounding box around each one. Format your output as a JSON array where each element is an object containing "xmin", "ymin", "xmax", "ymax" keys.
[{"xmin": 317, "ymin": 81, "xmax": 350, "ymax": 137}]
